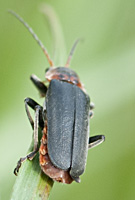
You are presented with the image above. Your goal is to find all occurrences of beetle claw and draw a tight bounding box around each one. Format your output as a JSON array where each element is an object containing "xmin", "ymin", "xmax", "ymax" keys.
[
  {"xmin": 14, "ymin": 158, "xmax": 22, "ymax": 176},
  {"xmin": 14, "ymin": 167, "xmax": 18, "ymax": 176}
]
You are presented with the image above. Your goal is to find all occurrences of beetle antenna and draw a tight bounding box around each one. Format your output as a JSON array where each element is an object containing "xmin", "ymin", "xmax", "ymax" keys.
[
  {"xmin": 8, "ymin": 10, "xmax": 54, "ymax": 67},
  {"xmin": 65, "ymin": 39, "xmax": 80, "ymax": 67}
]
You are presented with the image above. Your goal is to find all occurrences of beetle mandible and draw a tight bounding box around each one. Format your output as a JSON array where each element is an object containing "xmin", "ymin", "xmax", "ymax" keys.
[{"xmin": 9, "ymin": 10, "xmax": 105, "ymax": 184}]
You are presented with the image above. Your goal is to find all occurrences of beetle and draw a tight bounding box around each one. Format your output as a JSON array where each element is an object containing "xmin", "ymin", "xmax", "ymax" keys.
[{"xmin": 9, "ymin": 10, "xmax": 105, "ymax": 184}]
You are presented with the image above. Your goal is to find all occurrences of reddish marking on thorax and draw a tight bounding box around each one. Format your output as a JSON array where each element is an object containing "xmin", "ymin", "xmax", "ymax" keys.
[
  {"xmin": 48, "ymin": 74, "xmax": 83, "ymax": 89},
  {"xmin": 39, "ymin": 124, "xmax": 73, "ymax": 184},
  {"xmin": 45, "ymin": 67, "xmax": 85, "ymax": 91}
]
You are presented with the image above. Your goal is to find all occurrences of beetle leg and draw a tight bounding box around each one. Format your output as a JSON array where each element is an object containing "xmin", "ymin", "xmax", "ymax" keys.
[
  {"xmin": 90, "ymin": 102, "xmax": 95, "ymax": 110},
  {"xmin": 14, "ymin": 151, "xmax": 38, "ymax": 176},
  {"xmin": 14, "ymin": 105, "xmax": 41, "ymax": 175},
  {"xmin": 88, "ymin": 135, "xmax": 105, "ymax": 149},
  {"xmin": 89, "ymin": 111, "xmax": 94, "ymax": 118},
  {"xmin": 89, "ymin": 102, "xmax": 95, "ymax": 118},
  {"xmin": 30, "ymin": 74, "xmax": 47, "ymax": 97},
  {"xmin": 24, "ymin": 98, "xmax": 44, "ymax": 129},
  {"xmin": 24, "ymin": 99, "xmax": 34, "ymax": 130}
]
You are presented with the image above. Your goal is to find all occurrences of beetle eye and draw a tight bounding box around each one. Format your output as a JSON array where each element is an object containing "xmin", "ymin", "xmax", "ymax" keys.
[{"xmin": 45, "ymin": 68, "xmax": 49, "ymax": 73}]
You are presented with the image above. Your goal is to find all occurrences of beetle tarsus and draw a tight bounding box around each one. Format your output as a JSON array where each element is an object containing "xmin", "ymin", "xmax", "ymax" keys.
[
  {"xmin": 88, "ymin": 135, "xmax": 105, "ymax": 149},
  {"xmin": 89, "ymin": 111, "xmax": 94, "ymax": 118},
  {"xmin": 90, "ymin": 102, "xmax": 95, "ymax": 110},
  {"xmin": 14, "ymin": 167, "xmax": 18, "ymax": 176},
  {"xmin": 89, "ymin": 102, "xmax": 95, "ymax": 118},
  {"xmin": 14, "ymin": 149, "xmax": 39, "ymax": 175},
  {"xmin": 14, "ymin": 157, "xmax": 26, "ymax": 176},
  {"xmin": 14, "ymin": 163, "xmax": 20, "ymax": 176}
]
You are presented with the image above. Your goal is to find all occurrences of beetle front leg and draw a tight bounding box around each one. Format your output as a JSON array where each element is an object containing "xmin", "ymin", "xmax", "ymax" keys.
[
  {"xmin": 14, "ymin": 150, "xmax": 38, "ymax": 176},
  {"xmin": 14, "ymin": 102, "xmax": 43, "ymax": 175},
  {"xmin": 88, "ymin": 135, "xmax": 105, "ymax": 149},
  {"xmin": 30, "ymin": 74, "xmax": 47, "ymax": 97}
]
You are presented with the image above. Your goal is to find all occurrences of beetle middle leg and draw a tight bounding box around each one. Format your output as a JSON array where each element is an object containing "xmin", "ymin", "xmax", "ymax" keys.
[
  {"xmin": 88, "ymin": 135, "xmax": 105, "ymax": 149},
  {"xmin": 25, "ymin": 98, "xmax": 44, "ymax": 129},
  {"xmin": 14, "ymin": 98, "xmax": 43, "ymax": 175},
  {"xmin": 30, "ymin": 74, "xmax": 47, "ymax": 97},
  {"xmin": 89, "ymin": 111, "xmax": 94, "ymax": 118},
  {"xmin": 90, "ymin": 102, "xmax": 95, "ymax": 110}
]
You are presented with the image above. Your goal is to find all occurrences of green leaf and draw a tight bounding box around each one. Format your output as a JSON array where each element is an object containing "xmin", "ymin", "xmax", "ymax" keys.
[{"xmin": 10, "ymin": 129, "xmax": 54, "ymax": 200}]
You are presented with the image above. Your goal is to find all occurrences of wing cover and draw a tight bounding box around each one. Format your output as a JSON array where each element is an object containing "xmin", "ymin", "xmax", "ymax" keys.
[
  {"xmin": 70, "ymin": 87, "xmax": 90, "ymax": 178},
  {"xmin": 46, "ymin": 79, "xmax": 75, "ymax": 170},
  {"xmin": 46, "ymin": 79, "xmax": 90, "ymax": 174}
]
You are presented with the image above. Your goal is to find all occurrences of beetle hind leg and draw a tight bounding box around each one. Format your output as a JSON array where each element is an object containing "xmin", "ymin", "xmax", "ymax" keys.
[{"xmin": 88, "ymin": 135, "xmax": 105, "ymax": 149}]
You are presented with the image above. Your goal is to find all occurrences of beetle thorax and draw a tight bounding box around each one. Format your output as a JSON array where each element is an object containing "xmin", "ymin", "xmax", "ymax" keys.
[{"xmin": 45, "ymin": 67, "xmax": 83, "ymax": 89}]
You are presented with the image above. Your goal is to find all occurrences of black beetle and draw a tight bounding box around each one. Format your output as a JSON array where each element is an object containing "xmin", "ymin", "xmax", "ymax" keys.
[{"xmin": 9, "ymin": 10, "xmax": 105, "ymax": 184}]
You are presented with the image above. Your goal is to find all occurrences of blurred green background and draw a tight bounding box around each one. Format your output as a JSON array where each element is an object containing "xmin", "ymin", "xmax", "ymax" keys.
[{"xmin": 0, "ymin": 0, "xmax": 135, "ymax": 199}]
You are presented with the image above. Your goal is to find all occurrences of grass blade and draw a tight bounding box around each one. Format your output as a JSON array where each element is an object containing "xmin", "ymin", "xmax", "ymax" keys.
[{"xmin": 10, "ymin": 129, "xmax": 54, "ymax": 200}]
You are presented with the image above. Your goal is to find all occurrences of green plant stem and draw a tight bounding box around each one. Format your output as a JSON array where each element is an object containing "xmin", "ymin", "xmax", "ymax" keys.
[{"xmin": 11, "ymin": 129, "xmax": 54, "ymax": 200}]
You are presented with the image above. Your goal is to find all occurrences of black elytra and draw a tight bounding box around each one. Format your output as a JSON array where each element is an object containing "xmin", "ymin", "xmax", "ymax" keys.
[{"xmin": 45, "ymin": 79, "xmax": 90, "ymax": 179}]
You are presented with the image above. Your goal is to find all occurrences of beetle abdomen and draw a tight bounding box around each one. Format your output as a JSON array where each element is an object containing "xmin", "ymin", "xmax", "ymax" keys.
[
  {"xmin": 46, "ymin": 79, "xmax": 90, "ymax": 181},
  {"xmin": 39, "ymin": 125, "xmax": 73, "ymax": 184}
]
